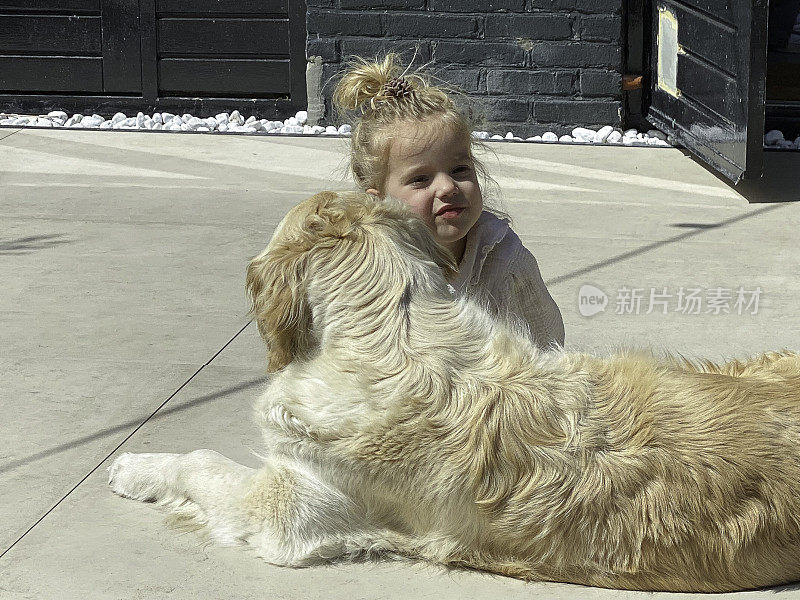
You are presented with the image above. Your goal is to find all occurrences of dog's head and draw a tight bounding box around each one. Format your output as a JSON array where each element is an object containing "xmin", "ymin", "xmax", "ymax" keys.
[{"xmin": 246, "ymin": 191, "xmax": 457, "ymax": 372}]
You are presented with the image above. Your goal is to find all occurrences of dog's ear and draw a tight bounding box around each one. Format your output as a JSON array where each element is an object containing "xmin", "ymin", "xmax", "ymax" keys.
[{"xmin": 246, "ymin": 235, "xmax": 314, "ymax": 373}]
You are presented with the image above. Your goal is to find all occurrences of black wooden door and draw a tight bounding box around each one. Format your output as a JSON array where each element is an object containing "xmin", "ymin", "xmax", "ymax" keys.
[
  {"xmin": 0, "ymin": 0, "xmax": 140, "ymax": 94},
  {"xmin": 644, "ymin": 0, "xmax": 769, "ymax": 183},
  {"xmin": 0, "ymin": 0, "xmax": 307, "ymax": 117}
]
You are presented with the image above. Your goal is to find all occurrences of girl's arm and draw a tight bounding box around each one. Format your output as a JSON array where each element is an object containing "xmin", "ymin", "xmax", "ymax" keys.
[{"xmin": 505, "ymin": 251, "xmax": 565, "ymax": 350}]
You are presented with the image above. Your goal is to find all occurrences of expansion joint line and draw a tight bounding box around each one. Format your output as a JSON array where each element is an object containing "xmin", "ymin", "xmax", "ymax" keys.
[{"xmin": 0, "ymin": 319, "xmax": 253, "ymax": 560}]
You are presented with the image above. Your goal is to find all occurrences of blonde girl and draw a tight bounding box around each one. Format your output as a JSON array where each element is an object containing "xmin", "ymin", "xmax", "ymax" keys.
[{"xmin": 332, "ymin": 54, "xmax": 565, "ymax": 350}]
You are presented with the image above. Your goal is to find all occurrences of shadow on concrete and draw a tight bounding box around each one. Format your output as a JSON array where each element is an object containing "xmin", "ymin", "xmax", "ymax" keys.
[
  {"xmin": 0, "ymin": 376, "xmax": 267, "ymax": 475},
  {"xmin": 0, "ymin": 234, "xmax": 72, "ymax": 255},
  {"xmin": 545, "ymin": 203, "xmax": 788, "ymax": 287},
  {"xmin": 668, "ymin": 222, "xmax": 722, "ymax": 229}
]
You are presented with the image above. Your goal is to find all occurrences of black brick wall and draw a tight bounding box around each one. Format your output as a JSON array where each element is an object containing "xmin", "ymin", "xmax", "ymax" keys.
[{"xmin": 306, "ymin": 0, "xmax": 623, "ymax": 136}]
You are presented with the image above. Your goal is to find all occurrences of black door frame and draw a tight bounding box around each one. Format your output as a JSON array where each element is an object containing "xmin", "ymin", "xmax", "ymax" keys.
[
  {"xmin": 0, "ymin": 0, "xmax": 307, "ymax": 118},
  {"xmin": 629, "ymin": 0, "xmax": 800, "ymax": 181},
  {"xmin": 631, "ymin": 0, "xmax": 770, "ymax": 181}
]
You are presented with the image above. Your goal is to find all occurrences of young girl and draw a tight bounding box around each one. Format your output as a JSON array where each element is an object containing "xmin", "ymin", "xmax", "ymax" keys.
[{"xmin": 332, "ymin": 54, "xmax": 565, "ymax": 350}]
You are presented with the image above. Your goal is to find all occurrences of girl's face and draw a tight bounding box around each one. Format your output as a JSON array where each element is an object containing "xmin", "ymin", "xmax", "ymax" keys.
[{"xmin": 367, "ymin": 122, "xmax": 483, "ymax": 261}]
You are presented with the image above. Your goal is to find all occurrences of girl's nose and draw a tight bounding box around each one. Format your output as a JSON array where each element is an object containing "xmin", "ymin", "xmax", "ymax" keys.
[{"xmin": 435, "ymin": 174, "xmax": 458, "ymax": 199}]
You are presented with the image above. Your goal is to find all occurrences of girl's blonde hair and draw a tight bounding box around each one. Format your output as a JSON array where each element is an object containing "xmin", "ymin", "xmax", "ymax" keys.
[{"xmin": 332, "ymin": 53, "xmax": 500, "ymax": 205}]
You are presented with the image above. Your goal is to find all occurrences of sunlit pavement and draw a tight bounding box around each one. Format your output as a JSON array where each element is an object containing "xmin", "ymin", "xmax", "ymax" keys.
[{"xmin": 1, "ymin": 127, "xmax": 799, "ymax": 599}]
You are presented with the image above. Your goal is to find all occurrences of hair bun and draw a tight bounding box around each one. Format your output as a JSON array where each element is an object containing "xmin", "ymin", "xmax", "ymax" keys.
[
  {"xmin": 332, "ymin": 53, "xmax": 407, "ymax": 113},
  {"xmin": 382, "ymin": 76, "xmax": 415, "ymax": 99}
]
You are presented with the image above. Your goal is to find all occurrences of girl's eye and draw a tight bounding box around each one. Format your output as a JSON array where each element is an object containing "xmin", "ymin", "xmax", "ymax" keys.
[{"xmin": 453, "ymin": 165, "xmax": 472, "ymax": 175}]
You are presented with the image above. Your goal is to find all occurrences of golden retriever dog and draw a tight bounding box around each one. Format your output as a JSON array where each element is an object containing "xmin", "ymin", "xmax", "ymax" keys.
[{"xmin": 109, "ymin": 191, "xmax": 800, "ymax": 592}]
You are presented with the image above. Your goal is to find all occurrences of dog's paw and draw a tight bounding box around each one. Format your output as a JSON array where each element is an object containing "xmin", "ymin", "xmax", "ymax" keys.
[{"xmin": 108, "ymin": 452, "xmax": 180, "ymax": 503}]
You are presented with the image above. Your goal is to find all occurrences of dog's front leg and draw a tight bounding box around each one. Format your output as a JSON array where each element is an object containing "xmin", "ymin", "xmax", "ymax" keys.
[
  {"xmin": 108, "ymin": 451, "xmax": 401, "ymax": 566},
  {"xmin": 108, "ymin": 450, "xmax": 259, "ymax": 545}
]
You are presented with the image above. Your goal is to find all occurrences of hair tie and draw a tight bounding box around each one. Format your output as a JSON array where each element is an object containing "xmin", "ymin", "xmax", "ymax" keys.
[{"xmin": 382, "ymin": 76, "xmax": 415, "ymax": 99}]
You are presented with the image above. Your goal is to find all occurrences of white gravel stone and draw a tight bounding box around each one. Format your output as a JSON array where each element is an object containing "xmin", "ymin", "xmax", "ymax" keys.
[
  {"xmin": 764, "ymin": 129, "xmax": 784, "ymax": 145},
  {"xmin": 571, "ymin": 127, "xmax": 596, "ymax": 142},
  {"xmin": 593, "ymin": 125, "xmax": 614, "ymax": 143},
  {"xmin": 780, "ymin": 140, "xmax": 795, "ymax": 149},
  {"xmin": 185, "ymin": 117, "xmax": 204, "ymax": 130},
  {"xmin": 0, "ymin": 108, "xmax": 711, "ymax": 150}
]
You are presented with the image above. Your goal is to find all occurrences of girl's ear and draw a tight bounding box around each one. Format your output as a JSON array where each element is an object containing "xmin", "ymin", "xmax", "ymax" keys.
[{"xmin": 366, "ymin": 188, "xmax": 381, "ymax": 197}]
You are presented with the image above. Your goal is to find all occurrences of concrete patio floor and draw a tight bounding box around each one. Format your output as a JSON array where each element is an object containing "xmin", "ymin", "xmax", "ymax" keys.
[{"xmin": 1, "ymin": 126, "xmax": 799, "ymax": 599}]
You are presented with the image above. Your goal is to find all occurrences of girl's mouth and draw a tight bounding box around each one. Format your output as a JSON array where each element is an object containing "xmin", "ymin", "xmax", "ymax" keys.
[{"xmin": 436, "ymin": 205, "xmax": 465, "ymax": 219}]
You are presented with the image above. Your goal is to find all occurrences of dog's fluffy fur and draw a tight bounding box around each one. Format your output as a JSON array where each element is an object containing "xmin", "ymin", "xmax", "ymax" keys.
[{"xmin": 109, "ymin": 191, "xmax": 800, "ymax": 592}]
